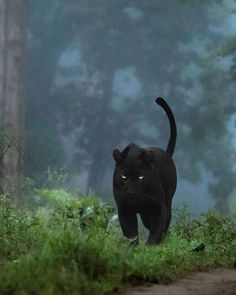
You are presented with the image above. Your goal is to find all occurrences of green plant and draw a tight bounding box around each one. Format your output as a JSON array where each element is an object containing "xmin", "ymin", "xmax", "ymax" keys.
[{"xmin": 0, "ymin": 190, "xmax": 235, "ymax": 295}]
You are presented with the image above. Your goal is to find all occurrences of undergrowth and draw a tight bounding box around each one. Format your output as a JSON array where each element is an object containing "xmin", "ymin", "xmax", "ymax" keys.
[{"xmin": 0, "ymin": 191, "xmax": 235, "ymax": 295}]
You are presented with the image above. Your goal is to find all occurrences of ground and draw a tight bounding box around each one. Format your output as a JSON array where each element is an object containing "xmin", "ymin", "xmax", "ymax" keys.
[{"xmin": 124, "ymin": 268, "xmax": 236, "ymax": 295}]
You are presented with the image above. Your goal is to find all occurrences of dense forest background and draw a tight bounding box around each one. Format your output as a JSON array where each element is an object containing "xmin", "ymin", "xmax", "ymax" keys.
[{"xmin": 1, "ymin": 0, "xmax": 236, "ymax": 213}]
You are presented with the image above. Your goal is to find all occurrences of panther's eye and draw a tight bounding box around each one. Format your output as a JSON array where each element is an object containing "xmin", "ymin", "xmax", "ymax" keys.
[
  {"xmin": 121, "ymin": 175, "xmax": 127, "ymax": 179},
  {"xmin": 138, "ymin": 175, "xmax": 144, "ymax": 180}
]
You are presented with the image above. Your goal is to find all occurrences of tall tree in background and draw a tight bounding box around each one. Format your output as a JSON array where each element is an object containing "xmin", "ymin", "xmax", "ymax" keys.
[
  {"xmin": 25, "ymin": 0, "xmax": 79, "ymax": 184},
  {"xmin": 0, "ymin": 0, "xmax": 27, "ymax": 199}
]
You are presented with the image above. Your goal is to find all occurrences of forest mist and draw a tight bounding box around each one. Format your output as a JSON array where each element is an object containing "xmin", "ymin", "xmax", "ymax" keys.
[{"xmin": 1, "ymin": 0, "xmax": 236, "ymax": 214}]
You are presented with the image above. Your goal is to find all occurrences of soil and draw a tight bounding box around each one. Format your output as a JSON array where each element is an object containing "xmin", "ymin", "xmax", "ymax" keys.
[{"xmin": 124, "ymin": 268, "xmax": 236, "ymax": 295}]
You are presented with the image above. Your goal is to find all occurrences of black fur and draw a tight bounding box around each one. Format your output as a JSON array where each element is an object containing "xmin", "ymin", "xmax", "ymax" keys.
[{"xmin": 112, "ymin": 97, "xmax": 177, "ymax": 245}]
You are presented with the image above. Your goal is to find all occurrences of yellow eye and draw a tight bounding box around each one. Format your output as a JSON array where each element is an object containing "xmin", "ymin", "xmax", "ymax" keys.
[
  {"xmin": 121, "ymin": 175, "xmax": 127, "ymax": 179},
  {"xmin": 138, "ymin": 175, "xmax": 144, "ymax": 180}
]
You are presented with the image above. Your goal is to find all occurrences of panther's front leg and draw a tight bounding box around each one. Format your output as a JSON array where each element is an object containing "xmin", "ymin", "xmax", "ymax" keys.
[
  {"xmin": 117, "ymin": 202, "xmax": 139, "ymax": 245},
  {"xmin": 146, "ymin": 202, "xmax": 167, "ymax": 246}
]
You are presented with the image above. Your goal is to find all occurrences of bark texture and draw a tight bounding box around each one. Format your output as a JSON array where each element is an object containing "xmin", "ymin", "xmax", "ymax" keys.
[{"xmin": 0, "ymin": 0, "xmax": 26, "ymax": 199}]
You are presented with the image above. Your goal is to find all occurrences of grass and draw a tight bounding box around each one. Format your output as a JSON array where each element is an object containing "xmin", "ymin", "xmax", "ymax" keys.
[{"xmin": 0, "ymin": 191, "xmax": 235, "ymax": 295}]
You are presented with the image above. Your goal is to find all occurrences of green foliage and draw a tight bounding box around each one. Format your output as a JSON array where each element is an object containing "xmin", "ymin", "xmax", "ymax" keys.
[
  {"xmin": 0, "ymin": 195, "xmax": 45, "ymax": 262},
  {"xmin": 0, "ymin": 191, "xmax": 235, "ymax": 295},
  {"xmin": 42, "ymin": 167, "xmax": 69, "ymax": 188},
  {"xmin": 35, "ymin": 188, "xmax": 114, "ymax": 230}
]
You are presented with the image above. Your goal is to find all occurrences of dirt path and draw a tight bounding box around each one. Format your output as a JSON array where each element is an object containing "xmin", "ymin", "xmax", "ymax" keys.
[{"xmin": 124, "ymin": 268, "xmax": 236, "ymax": 295}]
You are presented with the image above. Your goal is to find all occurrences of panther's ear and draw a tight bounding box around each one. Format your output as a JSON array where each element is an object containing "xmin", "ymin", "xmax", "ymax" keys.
[
  {"xmin": 141, "ymin": 150, "xmax": 154, "ymax": 164},
  {"xmin": 113, "ymin": 149, "xmax": 121, "ymax": 162}
]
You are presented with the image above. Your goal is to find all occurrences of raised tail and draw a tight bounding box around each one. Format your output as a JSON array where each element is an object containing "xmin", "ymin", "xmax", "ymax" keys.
[{"xmin": 155, "ymin": 97, "xmax": 177, "ymax": 157}]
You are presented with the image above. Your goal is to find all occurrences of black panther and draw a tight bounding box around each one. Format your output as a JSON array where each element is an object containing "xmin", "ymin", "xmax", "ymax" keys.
[{"xmin": 112, "ymin": 97, "xmax": 177, "ymax": 245}]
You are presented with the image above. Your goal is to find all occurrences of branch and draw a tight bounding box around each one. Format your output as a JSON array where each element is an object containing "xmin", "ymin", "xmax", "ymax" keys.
[{"xmin": 0, "ymin": 138, "xmax": 16, "ymax": 160}]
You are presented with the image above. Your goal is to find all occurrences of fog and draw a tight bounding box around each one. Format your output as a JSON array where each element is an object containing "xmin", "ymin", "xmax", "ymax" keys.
[{"xmin": 26, "ymin": 0, "xmax": 236, "ymax": 213}]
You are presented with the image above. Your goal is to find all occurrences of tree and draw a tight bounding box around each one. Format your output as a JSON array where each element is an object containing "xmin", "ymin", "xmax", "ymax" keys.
[
  {"xmin": 25, "ymin": 0, "xmax": 82, "ymax": 185},
  {"xmin": 0, "ymin": 0, "xmax": 27, "ymax": 199}
]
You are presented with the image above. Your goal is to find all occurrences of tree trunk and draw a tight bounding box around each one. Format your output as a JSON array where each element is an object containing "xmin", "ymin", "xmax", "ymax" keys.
[
  {"xmin": 86, "ymin": 69, "xmax": 114, "ymax": 195},
  {"xmin": 0, "ymin": 0, "xmax": 6, "ymax": 193},
  {"xmin": 0, "ymin": 0, "xmax": 26, "ymax": 199}
]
